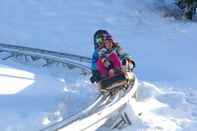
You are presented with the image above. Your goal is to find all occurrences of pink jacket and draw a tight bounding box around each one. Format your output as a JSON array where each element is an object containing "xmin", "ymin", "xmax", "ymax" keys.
[{"xmin": 96, "ymin": 52, "xmax": 122, "ymax": 78}]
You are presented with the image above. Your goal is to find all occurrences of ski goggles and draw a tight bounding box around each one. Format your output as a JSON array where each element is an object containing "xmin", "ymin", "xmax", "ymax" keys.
[
  {"xmin": 95, "ymin": 33, "xmax": 112, "ymax": 46},
  {"xmin": 95, "ymin": 35, "xmax": 104, "ymax": 46}
]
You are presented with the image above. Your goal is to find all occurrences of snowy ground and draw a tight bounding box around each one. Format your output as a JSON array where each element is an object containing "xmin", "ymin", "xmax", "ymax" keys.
[
  {"xmin": 0, "ymin": 0, "xmax": 197, "ymax": 130},
  {"xmin": 0, "ymin": 59, "xmax": 98, "ymax": 131}
]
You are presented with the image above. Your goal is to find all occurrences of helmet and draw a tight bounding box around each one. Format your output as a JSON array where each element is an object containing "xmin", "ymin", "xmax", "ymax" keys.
[
  {"xmin": 93, "ymin": 29, "xmax": 110, "ymax": 49},
  {"xmin": 103, "ymin": 34, "xmax": 113, "ymax": 41}
]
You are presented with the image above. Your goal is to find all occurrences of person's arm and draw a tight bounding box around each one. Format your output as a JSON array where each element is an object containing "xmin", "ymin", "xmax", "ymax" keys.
[
  {"xmin": 113, "ymin": 43, "xmax": 128, "ymax": 60},
  {"xmin": 90, "ymin": 50, "xmax": 101, "ymax": 83},
  {"xmin": 91, "ymin": 50, "xmax": 99, "ymax": 71},
  {"xmin": 115, "ymin": 43, "xmax": 136, "ymax": 68}
]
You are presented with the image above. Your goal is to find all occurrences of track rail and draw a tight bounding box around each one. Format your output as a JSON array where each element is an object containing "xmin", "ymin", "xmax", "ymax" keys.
[
  {"xmin": 45, "ymin": 77, "xmax": 138, "ymax": 131},
  {"xmin": 0, "ymin": 43, "xmax": 91, "ymax": 63},
  {"xmin": 0, "ymin": 43, "xmax": 138, "ymax": 131}
]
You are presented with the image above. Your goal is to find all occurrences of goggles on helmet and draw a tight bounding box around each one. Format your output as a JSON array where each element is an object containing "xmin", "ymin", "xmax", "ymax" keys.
[
  {"xmin": 95, "ymin": 34, "xmax": 104, "ymax": 47},
  {"xmin": 96, "ymin": 37, "xmax": 103, "ymax": 44}
]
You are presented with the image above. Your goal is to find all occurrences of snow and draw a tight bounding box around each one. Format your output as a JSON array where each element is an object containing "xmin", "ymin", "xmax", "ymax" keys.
[
  {"xmin": 0, "ymin": 65, "xmax": 35, "ymax": 94},
  {"xmin": 127, "ymin": 82, "xmax": 197, "ymax": 131},
  {"xmin": 0, "ymin": 0, "xmax": 197, "ymax": 130},
  {"xmin": 0, "ymin": 59, "xmax": 98, "ymax": 130}
]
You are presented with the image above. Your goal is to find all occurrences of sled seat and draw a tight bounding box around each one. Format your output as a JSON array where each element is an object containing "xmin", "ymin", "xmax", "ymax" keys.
[{"xmin": 99, "ymin": 74, "xmax": 127, "ymax": 90}]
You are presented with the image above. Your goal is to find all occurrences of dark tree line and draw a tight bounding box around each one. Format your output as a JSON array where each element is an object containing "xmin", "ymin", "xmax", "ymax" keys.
[{"xmin": 176, "ymin": 0, "xmax": 197, "ymax": 19}]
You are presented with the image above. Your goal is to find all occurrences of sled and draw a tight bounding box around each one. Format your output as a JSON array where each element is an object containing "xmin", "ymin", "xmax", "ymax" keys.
[{"xmin": 98, "ymin": 71, "xmax": 135, "ymax": 93}]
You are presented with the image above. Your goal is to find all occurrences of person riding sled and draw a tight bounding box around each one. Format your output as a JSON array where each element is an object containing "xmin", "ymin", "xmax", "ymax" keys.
[
  {"xmin": 96, "ymin": 35, "xmax": 122, "ymax": 79},
  {"xmin": 90, "ymin": 29, "xmax": 136, "ymax": 83}
]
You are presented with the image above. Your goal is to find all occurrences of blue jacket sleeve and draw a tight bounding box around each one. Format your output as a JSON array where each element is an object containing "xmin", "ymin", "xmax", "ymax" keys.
[{"xmin": 91, "ymin": 50, "xmax": 99, "ymax": 71}]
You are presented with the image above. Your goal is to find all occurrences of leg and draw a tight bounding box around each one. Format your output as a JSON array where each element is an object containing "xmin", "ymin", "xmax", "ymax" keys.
[
  {"xmin": 96, "ymin": 59, "xmax": 108, "ymax": 78},
  {"xmin": 109, "ymin": 52, "xmax": 122, "ymax": 69}
]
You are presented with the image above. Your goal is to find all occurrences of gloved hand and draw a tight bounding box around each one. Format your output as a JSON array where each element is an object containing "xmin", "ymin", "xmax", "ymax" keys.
[
  {"xmin": 99, "ymin": 48, "xmax": 107, "ymax": 57},
  {"xmin": 128, "ymin": 58, "xmax": 136, "ymax": 69},
  {"xmin": 122, "ymin": 58, "xmax": 136, "ymax": 71},
  {"xmin": 90, "ymin": 76, "xmax": 96, "ymax": 83}
]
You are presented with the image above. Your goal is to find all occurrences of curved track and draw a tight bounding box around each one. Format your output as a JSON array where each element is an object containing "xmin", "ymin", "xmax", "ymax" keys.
[{"xmin": 0, "ymin": 43, "xmax": 138, "ymax": 131}]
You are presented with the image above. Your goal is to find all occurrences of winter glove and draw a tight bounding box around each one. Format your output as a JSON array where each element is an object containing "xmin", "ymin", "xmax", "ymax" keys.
[
  {"xmin": 90, "ymin": 70, "xmax": 100, "ymax": 83},
  {"xmin": 122, "ymin": 58, "xmax": 136, "ymax": 71},
  {"xmin": 90, "ymin": 76, "xmax": 96, "ymax": 83},
  {"xmin": 99, "ymin": 48, "xmax": 107, "ymax": 57},
  {"xmin": 128, "ymin": 58, "xmax": 136, "ymax": 69}
]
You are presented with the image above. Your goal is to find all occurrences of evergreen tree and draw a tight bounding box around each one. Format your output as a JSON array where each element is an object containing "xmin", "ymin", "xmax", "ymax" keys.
[{"xmin": 176, "ymin": 0, "xmax": 197, "ymax": 19}]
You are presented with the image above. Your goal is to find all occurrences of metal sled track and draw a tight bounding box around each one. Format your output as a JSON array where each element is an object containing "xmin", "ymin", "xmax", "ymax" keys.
[
  {"xmin": 0, "ymin": 43, "xmax": 138, "ymax": 131},
  {"xmin": 0, "ymin": 43, "xmax": 91, "ymax": 64},
  {"xmin": 41, "ymin": 78, "xmax": 138, "ymax": 131},
  {"xmin": 0, "ymin": 43, "xmax": 109, "ymax": 129},
  {"xmin": 0, "ymin": 43, "xmax": 92, "ymax": 72}
]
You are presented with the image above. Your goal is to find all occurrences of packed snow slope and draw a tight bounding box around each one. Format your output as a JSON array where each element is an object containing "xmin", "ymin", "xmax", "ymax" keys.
[{"xmin": 0, "ymin": 0, "xmax": 197, "ymax": 130}]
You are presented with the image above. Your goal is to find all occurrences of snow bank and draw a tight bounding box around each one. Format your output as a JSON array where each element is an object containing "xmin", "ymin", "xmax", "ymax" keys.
[
  {"xmin": 124, "ymin": 81, "xmax": 197, "ymax": 131},
  {"xmin": 0, "ymin": 60, "xmax": 98, "ymax": 131}
]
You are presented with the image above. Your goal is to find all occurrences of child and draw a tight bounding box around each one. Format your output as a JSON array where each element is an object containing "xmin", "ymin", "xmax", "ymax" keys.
[
  {"xmin": 96, "ymin": 36, "xmax": 122, "ymax": 79},
  {"xmin": 90, "ymin": 30, "xmax": 135, "ymax": 82}
]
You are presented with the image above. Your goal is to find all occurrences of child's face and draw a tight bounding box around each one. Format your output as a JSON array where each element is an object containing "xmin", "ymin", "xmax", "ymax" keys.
[{"xmin": 104, "ymin": 39, "xmax": 113, "ymax": 49}]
